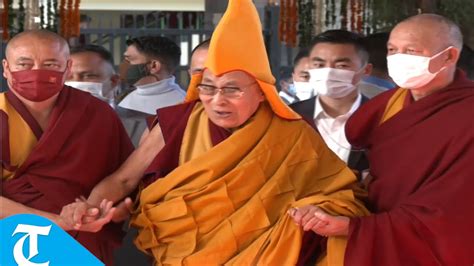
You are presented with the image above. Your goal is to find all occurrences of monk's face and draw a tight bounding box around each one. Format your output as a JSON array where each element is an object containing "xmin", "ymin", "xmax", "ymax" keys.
[
  {"xmin": 387, "ymin": 21, "xmax": 455, "ymax": 73},
  {"xmin": 198, "ymin": 70, "xmax": 265, "ymax": 129},
  {"xmin": 188, "ymin": 48, "xmax": 208, "ymax": 76},
  {"xmin": 3, "ymin": 35, "xmax": 70, "ymax": 82}
]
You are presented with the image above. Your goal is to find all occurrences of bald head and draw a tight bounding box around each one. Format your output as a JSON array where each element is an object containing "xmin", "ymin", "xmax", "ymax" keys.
[
  {"xmin": 395, "ymin": 14, "xmax": 463, "ymax": 50},
  {"xmin": 387, "ymin": 14, "xmax": 463, "ymax": 99},
  {"xmin": 6, "ymin": 30, "xmax": 70, "ymax": 59},
  {"xmin": 3, "ymin": 29, "xmax": 72, "ymax": 90}
]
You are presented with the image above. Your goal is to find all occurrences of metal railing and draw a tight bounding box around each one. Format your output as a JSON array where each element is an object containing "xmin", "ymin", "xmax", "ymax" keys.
[
  {"xmin": 1, "ymin": 5, "xmax": 298, "ymax": 92},
  {"xmin": 79, "ymin": 6, "xmax": 296, "ymax": 89}
]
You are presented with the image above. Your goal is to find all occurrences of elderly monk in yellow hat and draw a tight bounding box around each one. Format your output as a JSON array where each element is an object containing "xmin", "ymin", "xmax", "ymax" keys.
[{"xmin": 60, "ymin": 0, "xmax": 369, "ymax": 264}]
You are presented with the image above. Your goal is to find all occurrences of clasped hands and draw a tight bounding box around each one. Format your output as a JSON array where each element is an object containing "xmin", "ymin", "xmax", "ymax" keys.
[
  {"xmin": 59, "ymin": 197, "xmax": 133, "ymax": 232},
  {"xmin": 287, "ymin": 205, "xmax": 350, "ymax": 237}
]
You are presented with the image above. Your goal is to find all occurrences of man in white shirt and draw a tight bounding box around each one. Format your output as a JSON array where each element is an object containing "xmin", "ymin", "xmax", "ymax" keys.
[
  {"xmin": 291, "ymin": 30, "xmax": 372, "ymax": 176},
  {"xmin": 117, "ymin": 36, "xmax": 186, "ymax": 146}
]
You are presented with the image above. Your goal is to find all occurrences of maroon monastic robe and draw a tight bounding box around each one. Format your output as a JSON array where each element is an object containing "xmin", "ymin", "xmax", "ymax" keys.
[
  {"xmin": 344, "ymin": 70, "xmax": 474, "ymax": 265},
  {"xmin": 1, "ymin": 86, "xmax": 134, "ymax": 265}
]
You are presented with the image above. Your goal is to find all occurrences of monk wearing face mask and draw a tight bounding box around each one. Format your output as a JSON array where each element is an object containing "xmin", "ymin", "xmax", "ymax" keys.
[
  {"xmin": 291, "ymin": 14, "xmax": 474, "ymax": 266},
  {"xmin": 0, "ymin": 30, "xmax": 134, "ymax": 266}
]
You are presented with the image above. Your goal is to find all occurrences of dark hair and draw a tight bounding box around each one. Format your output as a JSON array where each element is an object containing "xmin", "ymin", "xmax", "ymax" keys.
[
  {"xmin": 310, "ymin": 30, "xmax": 369, "ymax": 65},
  {"xmin": 293, "ymin": 49, "xmax": 309, "ymax": 68},
  {"xmin": 126, "ymin": 36, "xmax": 181, "ymax": 73},
  {"xmin": 279, "ymin": 66, "xmax": 293, "ymax": 81},
  {"xmin": 190, "ymin": 39, "xmax": 211, "ymax": 59},
  {"xmin": 363, "ymin": 32, "xmax": 389, "ymax": 73},
  {"xmin": 458, "ymin": 44, "xmax": 474, "ymax": 79},
  {"xmin": 70, "ymin": 44, "xmax": 114, "ymax": 66}
]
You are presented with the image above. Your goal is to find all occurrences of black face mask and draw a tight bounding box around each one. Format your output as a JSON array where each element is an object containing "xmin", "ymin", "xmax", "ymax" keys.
[{"xmin": 125, "ymin": 62, "xmax": 149, "ymax": 86}]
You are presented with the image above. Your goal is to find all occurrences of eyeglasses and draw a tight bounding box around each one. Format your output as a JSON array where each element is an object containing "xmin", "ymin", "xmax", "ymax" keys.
[{"xmin": 197, "ymin": 82, "xmax": 256, "ymax": 99}]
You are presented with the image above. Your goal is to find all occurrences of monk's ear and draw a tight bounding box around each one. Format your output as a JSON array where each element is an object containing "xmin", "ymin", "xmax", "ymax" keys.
[
  {"xmin": 445, "ymin": 47, "xmax": 460, "ymax": 65},
  {"xmin": 2, "ymin": 59, "xmax": 9, "ymax": 79}
]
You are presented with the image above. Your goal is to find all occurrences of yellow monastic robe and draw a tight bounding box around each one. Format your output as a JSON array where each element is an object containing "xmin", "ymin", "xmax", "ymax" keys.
[
  {"xmin": 0, "ymin": 93, "xmax": 38, "ymax": 179},
  {"xmin": 131, "ymin": 102, "xmax": 369, "ymax": 265}
]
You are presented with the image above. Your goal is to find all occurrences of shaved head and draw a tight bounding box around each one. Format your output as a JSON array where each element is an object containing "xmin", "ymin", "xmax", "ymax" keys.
[
  {"xmin": 396, "ymin": 14, "xmax": 463, "ymax": 50},
  {"xmin": 6, "ymin": 30, "xmax": 70, "ymax": 59}
]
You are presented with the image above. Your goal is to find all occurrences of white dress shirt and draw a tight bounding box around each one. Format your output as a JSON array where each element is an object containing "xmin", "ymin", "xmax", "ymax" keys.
[
  {"xmin": 314, "ymin": 93, "xmax": 362, "ymax": 163},
  {"xmin": 118, "ymin": 76, "xmax": 186, "ymax": 115}
]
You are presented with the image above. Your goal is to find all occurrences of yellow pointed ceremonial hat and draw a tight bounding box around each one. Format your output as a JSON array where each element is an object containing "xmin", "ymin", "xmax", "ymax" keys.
[{"xmin": 185, "ymin": 0, "xmax": 301, "ymax": 120}]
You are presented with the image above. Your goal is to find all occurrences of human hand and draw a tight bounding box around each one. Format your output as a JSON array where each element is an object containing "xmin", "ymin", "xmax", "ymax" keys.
[
  {"xmin": 111, "ymin": 197, "xmax": 134, "ymax": 222},
  {"xmin": 59, "ymin": 198, "xmax": 99, "ymax": 230},
  {"xmin": 288, "ymin": 205, "xmax": 350, "ymax": 237},
  {"xmin": 76, "ymin": 199, "xmax": 115, "ymax": 232},
  {"xmin": 60, "ymin": 198, "xmax": 115, "ymax": 232}
]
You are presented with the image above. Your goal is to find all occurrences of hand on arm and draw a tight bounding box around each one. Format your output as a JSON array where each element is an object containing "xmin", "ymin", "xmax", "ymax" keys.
[
  {"xmin": 59, "ymin": 198, "xmax": 116, "ymax": 232},
  {"xmin": 288, "ymin": 205, "xmax": 350, "ymax": 237},
  {"xmin": 87, "ymin": 124, "xmax": 165, "ymax": 207}
]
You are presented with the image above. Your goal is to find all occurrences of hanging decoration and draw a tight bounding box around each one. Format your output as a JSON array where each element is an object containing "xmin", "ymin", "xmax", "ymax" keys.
[
  {"xmin": 59, "ymin": 0, "xmax": 66, "ymax": 36},
  {"xmin": 52, "ymin": 0, "xmax": 58, "ymax": 31},
  {"xmin": 72, "ymin": 0, "xmax": 81, "ymax": 37},
  {"xmin": 313, "ymin": 0, "xmax": 323, "ymax": 34},
  {"xmin": 18, "ymin": 0, "xmax": 25, "ymax": 32},
  {"xmin": 40, "ymin": 2, "xmax": 44, "ymax": 28},
  {"xmin": 65, "ymin": 0, "xmax": 73, "ymax": 38},
  {"xmin": 278, "ymin": 0, "xmax": 298, "ymax": 47},
  {"xmin": 297, "ymin": 0, "xmax": 314, "ymax": 48},
  {"xmin": 2, "ymin": 0, "xmax": 9, "ymax": 40}
]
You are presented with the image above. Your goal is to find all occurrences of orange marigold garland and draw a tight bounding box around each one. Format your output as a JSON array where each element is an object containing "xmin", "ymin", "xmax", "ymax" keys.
[
  {"xmin": 356, "ymin": 0, "xmax": 363, "ymax": 32},
  {"xmin": 59, "ymin": 0, "xmax": 66, "ymax": 37},
  {"xmin": 279, "ymin": 0, "xmax": 288, "ymax": 44},
  {"xmin": 65, "ymin": 0, "xmax": 73, "ymax": 39},
  {"xmin": 2, "ymin": 0, "xmax": 9, "ymax": 40},
  {"xmin": 350, "ymin": 0, "xmax": 356, "ymax": 31},
  {"xmin": 71, "ymin": 0, "xmax": 80, "ymax": 37},
  {"xmin": 288, "ymin": 0, "xmax": 297, "ymax": 47},
  {"xmin": 279, "ymin": 0, "xmax": 298, "ymax": 47}
]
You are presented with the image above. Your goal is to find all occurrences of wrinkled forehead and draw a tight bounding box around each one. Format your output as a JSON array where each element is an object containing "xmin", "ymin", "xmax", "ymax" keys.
[
  {"xmin": 7, "ymin": 37, "xmax": 69, "ymax": 61},
  {"xmin": 201, "ymin": 69, "xmax": 257, "ymax": 86},
  {"xmin": 389, "ymin": 21, "xmax": 446, "ymax": 49}
]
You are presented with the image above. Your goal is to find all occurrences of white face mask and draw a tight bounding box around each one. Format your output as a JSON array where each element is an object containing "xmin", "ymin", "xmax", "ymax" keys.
[
  {"xmin": 65, "ymin": 81, "xmax": 114, "ymax": 100},
  {"xmin": 387, "ymin": 47, "xmax": 451, "ymax": 89},
  {"xmin": 308, "ymin": 68, "xmax": 358, "ymax": 98},
  {"xmin": 293, "ymin": 81, "xmax": 314, "ymax": 101}
]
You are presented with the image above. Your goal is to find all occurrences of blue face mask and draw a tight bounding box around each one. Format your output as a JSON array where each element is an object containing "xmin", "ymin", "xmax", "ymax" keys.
[{"xmin": 287, "ymin": 83, "xmax": 297, "ymax": 96}]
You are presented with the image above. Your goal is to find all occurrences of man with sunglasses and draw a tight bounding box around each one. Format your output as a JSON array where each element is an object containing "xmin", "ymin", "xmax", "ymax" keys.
[{"xmin": 61, "ymin": 0, "xmax": 368, "ymax": 264}]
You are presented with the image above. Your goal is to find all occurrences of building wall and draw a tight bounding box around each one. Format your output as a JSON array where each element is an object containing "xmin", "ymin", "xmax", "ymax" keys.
[{"xmin": 67, "ymin": 0, "xmax": 204, "ymax": 11}]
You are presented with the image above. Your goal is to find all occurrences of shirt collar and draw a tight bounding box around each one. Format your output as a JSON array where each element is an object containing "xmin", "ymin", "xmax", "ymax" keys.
[
  {"xmin": 135, "ymin": 76, "xmax": 177, "ymax": 95},
  {"xmin": 314, "ymin": 92, "xmax": 362, "ymax": 120}
]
